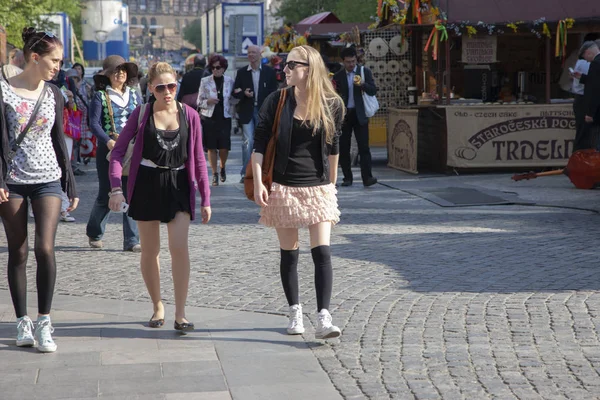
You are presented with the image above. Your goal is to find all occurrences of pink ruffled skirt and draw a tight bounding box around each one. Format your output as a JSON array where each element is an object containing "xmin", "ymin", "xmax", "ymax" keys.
[{"xmin": 259, "ymin": 183, "xmax": 341, "ymax": 228}]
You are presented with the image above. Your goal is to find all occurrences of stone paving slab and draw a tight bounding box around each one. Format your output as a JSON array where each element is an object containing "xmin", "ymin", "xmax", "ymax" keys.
[
  {"xmin": 3, "ymin": 137, "xmax": 600, "ymax": 399},
  {"xmin": 0, "ymin": 290, "xmax": 342, "ymax": 400}
]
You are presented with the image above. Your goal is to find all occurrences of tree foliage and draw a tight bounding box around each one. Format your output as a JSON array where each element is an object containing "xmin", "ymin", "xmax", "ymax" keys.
[
  {"xmin": 0, "ymin": 0, "xmax": 83, "ymax": 48},
  {"xmin": 275, "ymin": 0, "xmax": 375, "ymax": 25},
  {"xmin": 183, "ymin": 19, "xmax": 202, "ymax": 51},
  {"xmin": 276, "ymin": 0, "xmax": 337, "ymax": 25},
  {"xmin": 334, "ymin": 0, "xmax": 377, "ymax": 23}
]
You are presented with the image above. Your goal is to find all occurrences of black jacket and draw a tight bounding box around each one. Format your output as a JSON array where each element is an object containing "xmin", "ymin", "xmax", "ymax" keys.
[
  {"xmin": 332, "ymin": 65, "xmax": 377, "ymax": 126},
  {"xmin": 233, "ymin": 64, "xmax": 278, "ymax": 124},
  {"xmin": 0, "ymin": 83, "xmax": 77, "ymax": 197},
  {"xmin": 177, "ymin": 67, "xmax": 204, "ymax": 102},
  {"xmin": 253, "ymin": 87, "xmax": 342, "ymax": 182},
  {"xmin": 583, "ymin": 54, "xmax": 600, "ymax": 124}
]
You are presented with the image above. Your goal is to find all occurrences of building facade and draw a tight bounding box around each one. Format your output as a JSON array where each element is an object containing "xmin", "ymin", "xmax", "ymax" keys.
[{"xmin": 125, "ymin": 0, "xmax": 213, "ymax": 53}]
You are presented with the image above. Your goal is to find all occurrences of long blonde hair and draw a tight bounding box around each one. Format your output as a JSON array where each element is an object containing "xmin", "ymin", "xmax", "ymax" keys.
[
  {"xmin": 148, "ymin": 61, "xmax": 176, "ymax": 83},
  {"xmin": 289, "ymin": 45, "xmax": 345, "ymax": 144}
]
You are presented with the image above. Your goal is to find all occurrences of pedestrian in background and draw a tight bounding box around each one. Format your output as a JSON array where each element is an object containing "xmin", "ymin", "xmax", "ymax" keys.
[
  {"xmin": 252, "ymin": 45, "xmax": 344, "ymax": 339},
  {"xmin": 86, "ymin": 55, "xmax": 141, "ymax": 251},
  {"xmin": 332, "ymin": 46, "xmax": 378, "ymax": 187},
  {"xmin": 233, "ymin": 45, "xmax": 278, "ymax": 183},
  {"xmin": 198, "ymin": 54, "xmax": 234, "ymax": 186},
  {"xmin": 576, "ymin": 41, "xmax": 600, "ymax": 147},
  {"xmin": 0, "ymin": 27, "xmax": 78, "ymax": 353},
  {"xmin": 65, "ymin": 68, "xmax": 89, "ymax": 176},
  {"xmin": 2, "ymin": 48, "xmax": 25, "ymax": 80},
  {"xmin": 177, "ymin": 55, "xmax": 205, "ymax": 109},
  {"xmin": 108, "ymin": 62, "xmax": 211, "ymax": 332}
]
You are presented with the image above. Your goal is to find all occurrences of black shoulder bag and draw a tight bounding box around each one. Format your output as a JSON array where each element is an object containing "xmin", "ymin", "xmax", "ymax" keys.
[{"xmin": 7, "ymin": 84, "xmax": 48, "ymax": 163}]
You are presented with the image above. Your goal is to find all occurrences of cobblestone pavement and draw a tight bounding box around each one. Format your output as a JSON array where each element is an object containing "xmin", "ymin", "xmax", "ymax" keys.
[{"xmin": 3, "ymin": 138, "xmax": 600, "ymax": 399}]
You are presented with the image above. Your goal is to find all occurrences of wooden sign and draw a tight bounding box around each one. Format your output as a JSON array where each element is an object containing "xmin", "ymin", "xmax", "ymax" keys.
[{"xmin": 462, "ymin": 36, "xmax": 497, "ymax": 64}]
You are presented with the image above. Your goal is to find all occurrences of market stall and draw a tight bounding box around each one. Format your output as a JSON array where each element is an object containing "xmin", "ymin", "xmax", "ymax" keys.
[{"xmin": 371, "ymin": 0, "xmax": 600, "ymax": 172}]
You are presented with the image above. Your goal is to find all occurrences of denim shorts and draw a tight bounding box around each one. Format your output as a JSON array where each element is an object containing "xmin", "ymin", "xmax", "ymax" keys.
[{"xmin": 7, "ymin": 180, "xmax": 63, "ymax": 200}]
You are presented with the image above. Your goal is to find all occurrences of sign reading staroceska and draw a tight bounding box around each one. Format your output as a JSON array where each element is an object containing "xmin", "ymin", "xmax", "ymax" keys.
[{"xmin": 446, "ymin": 105, "xmax": 575, "ymax": 168}]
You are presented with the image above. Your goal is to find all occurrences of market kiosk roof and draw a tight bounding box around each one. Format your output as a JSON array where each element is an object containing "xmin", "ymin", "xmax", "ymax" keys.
[{"xmin": 443, "ymin": 0, "xmax": 600, "ymax": 24}]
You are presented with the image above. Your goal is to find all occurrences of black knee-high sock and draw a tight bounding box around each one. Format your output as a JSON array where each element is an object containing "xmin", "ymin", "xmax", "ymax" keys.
[
  {"xmin": 311, "ymin": 245, "xmax": 333, "ymax": 312},
  {"xmin": 280, "ymin": 248, "xmax": 300, "ymax": 306}
]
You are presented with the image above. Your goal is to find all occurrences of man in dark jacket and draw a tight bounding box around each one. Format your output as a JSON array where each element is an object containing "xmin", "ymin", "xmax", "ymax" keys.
[
  {"xmin": 177, "ymin": 55, "xmax": 206, "ymax": 108},
  {"xmin": 333, "ymin": 46, "xmax": 378, "ymax": 187},
  {"xmin": 580, "ymin": 42, "xmax": 600, "ymax": 131},
  {"xmin": 233, "ymin": 45, "xmax": 278, "ymax": 182}
]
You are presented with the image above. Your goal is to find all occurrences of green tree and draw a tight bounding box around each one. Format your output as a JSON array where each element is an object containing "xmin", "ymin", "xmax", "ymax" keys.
[
  {"xmin": 0, "ymin": 0, "xmax": 83, "ymax": 48},
  {"xmin": 334, "ymin": 0, "xmax": 377, "ymax": 23},
  {"xmin": 183, "ymin": 19, "xmax": 202, "ymax": 50},
  {"xmin": 276, "ymin": 0, "xmax": 337, "ymax": 25}
]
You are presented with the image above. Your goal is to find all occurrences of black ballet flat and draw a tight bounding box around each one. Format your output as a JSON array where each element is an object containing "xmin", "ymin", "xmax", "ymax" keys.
[
  {"xmin": 148, "ymin": 314, "xmax": 164, "ymax": 328},
  {"xmin": 174, "ymin": 320, "xmax": 195, "ymax": 332}
]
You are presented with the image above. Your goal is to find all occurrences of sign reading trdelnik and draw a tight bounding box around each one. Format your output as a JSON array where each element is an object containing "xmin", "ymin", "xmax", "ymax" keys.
[{"xmin": 446, "ymin": 105, "xmax": 575, "ymax": 168}]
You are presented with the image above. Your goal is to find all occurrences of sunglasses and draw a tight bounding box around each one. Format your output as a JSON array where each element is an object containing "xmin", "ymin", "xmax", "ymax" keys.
[
  {"xmin": 284, "ymin": 61, "xmax": 309, "ymax": 71},
  {"xmin": 212, "ymin": 65, "xmax": 224, "ymax": 70},
  {"xmin": 153, "ymin": 82, "xmax": 178, "ymax": 93},
  {"xmin": 29, "ymin": 31, "xmax": 56, "ymax": 50}
]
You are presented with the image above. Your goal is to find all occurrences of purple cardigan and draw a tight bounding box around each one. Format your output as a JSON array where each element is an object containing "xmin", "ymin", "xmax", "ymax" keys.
[{"xmin": 108, "ymin": 103, "xmax": 210, "ymax": 220}]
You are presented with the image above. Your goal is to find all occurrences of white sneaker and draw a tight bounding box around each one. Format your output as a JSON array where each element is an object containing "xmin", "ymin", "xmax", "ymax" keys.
[
  {"xmin": 315, "ymin": 309, "xmax": 341, "ymax": 339},
  {"xmin": 287, "ymin": 304, "xmax": 305, "ymax": 335},
  {"xmin": 16, "ymin": 316, "xmax": 35, "ymax": 347},
  {"xmin": 34, "ymin": 317, "xmax": 57, "ymax": 353},
  {"xmin": 60, "ymin": 212, "xmax": 75, "ymax": 222}
]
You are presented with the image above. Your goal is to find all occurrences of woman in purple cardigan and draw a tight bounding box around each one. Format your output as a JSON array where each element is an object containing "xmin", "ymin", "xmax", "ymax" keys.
[{"xmin": 108, "ymin": 62, "xmax": 211, "ymax": 332}]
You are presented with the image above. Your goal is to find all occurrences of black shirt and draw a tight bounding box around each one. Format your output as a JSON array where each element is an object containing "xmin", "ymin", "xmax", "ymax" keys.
[
  {"xmin": 273, "ymin": 118, "xmax": 328, "ymax": 187},
  {"xmin": 212, "ymin": 76, "xmax": 225, "ymax": 120},
  {"xmin": 142, "ymin": 104, "xmax": 188, "ymax": 168}
]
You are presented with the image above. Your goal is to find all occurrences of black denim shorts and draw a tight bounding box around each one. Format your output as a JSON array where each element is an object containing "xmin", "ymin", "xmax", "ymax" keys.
[{"xmin": 7, "ymin": 180, "xmax": 63, "ymax": 200}]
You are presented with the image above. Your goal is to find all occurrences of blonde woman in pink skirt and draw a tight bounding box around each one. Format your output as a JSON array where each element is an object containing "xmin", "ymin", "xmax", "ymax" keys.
[{"xmin": 252, "ymin": 45, "xmax": 345, "ymax": 339}]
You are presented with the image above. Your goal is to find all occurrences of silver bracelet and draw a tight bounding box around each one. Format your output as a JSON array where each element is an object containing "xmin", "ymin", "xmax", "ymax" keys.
[{"xmin": 108, "ymin": 190, "xmax": 123, "ymax": 197}]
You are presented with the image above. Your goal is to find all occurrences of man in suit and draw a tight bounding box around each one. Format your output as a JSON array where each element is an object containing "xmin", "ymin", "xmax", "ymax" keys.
[
  {"xmin": 177, "ymin": 55, "xmax": 206, "ymax": 108},
  {"xmin": 333, "ymin": 46, "xmax": 378, "ymax": 187},
  {"xmin": 233, "ymin": 45, "xmax": 278, "ymax": 183},
  {"xmin": 579, "ymin": 42, "xmax": 600, "ymax": 138}
]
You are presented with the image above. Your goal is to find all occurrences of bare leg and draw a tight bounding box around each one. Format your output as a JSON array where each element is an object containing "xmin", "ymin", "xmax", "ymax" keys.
[
  {"xmin": 219, "ymin": 149, "xmax": 229, "ymax": 170},
  {"xmin": 208, "ymin": 150, "xmax": 218, "ymax": 175},
  {"xmin": 138, "ymin": 220, "xmax": 163, "ymax": 319},
  {"xmin": 167, "ymin": 212, "xmax": 191, "ymax": 323}
]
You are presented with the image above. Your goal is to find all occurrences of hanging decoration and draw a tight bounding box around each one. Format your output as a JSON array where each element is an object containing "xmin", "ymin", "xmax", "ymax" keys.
[
  {"xmin": 264, "ymin": 24, "xmax": 309, "ymax": 53},
  {"xmin": 424, "ymin": 20, "xmax": 448, "ymax": 60},
  {"xmin": 555, "ymin": 18, "xmax": 575, "ymax": 63}
]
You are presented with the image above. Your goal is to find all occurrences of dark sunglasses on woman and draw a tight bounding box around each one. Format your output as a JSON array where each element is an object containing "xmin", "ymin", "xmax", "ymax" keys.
[
  {"xmin": 154, "ymin": 82, "xmax": 178, "ymax": 93},
  {"xmin": 212, "ymin": 65, "xmax": 224, "ymax": 70},
  {"xmin": 284, "ymin": 61, "xmax": 309, "ymax": 70}
]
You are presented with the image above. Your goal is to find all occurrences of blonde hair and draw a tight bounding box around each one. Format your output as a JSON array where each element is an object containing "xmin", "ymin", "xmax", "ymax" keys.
[
  {"xmin": 289, "ymin": 45, "xmax": 345, "ymax": 144},
  {"xmin": 148, "ymin": 62, "xmax": 176, "ymax": 83}
]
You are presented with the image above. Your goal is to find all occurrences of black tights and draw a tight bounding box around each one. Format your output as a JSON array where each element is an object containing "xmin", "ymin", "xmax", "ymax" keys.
[
  {"xmin": 280, "ymin": 245, "xmax": 333, "ymax": 312},
  {"xmin": 0, "ymin": 195, "xmax": 61, "ymax": 318}
]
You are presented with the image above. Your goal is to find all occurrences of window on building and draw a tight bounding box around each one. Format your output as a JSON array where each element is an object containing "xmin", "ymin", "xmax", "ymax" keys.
[
  {"xmin": 141, "ymin": 17, "xmax": 148, "ymax": 27},
  {"xmin": 173, "ymin": 0, "xmax": 179, "ymax": 13},
  {"xmin": 140, "ymin": 0, "xmax": 147, "ymax": 10},
  {"xmin": 131, "ymin": 17, "xmax": 138, "ymax": 25},
  {"xmin": 129, "ymin": 0, "xmax": 138, "ymax": 11},
  {"xmin": 191, "ymin": 0, "xmax": 198, "ymax": 13},
  {"xmin": 175, "ymin": 19, "xmax": 180, "ymax": 33},
  {"xmin": 181, "ymin": 0, "xmax": 189, "ymax": 13},
  {"xmin": 148, "ymin": 0, "xmax": 157, "ymax": 12},
  {"xmin": 162, "ymin": 0, "xmax": 169, "ymax": 13}
]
